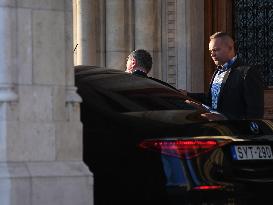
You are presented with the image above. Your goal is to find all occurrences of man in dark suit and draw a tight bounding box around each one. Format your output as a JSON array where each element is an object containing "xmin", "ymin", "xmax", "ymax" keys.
[
  {"xmin": 125, "ymin": 49, "xmax": 152, "ymax": 77},
  {"xmin": 190, "ymin": 32, "xmax": 264, "ymax": 120}
]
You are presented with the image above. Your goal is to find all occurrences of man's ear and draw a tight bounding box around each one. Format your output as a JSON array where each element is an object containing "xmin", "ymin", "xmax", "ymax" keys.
[{"xmin": 131, "ymin": 58, "xmax": 137, "ymax": 67}]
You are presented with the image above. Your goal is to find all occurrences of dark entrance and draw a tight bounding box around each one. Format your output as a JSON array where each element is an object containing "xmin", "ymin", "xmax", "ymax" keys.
[{"xmin": 234, "ymin": 0, "xmax": 273, "ymax": 87}]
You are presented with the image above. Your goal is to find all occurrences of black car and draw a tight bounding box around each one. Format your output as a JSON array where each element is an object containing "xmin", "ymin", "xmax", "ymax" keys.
[{"xmin": 75, "ymin": 65, "xmax": 273, "ymax": 205}]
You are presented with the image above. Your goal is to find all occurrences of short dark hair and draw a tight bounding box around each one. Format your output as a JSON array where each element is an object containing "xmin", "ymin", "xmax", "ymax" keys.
[
  {"xmin": 210, "ymin": 31, "xmax": 235, "ymax": 50},
  {"xmin": 129, "ymin": 49, "xmax": 153, "ymax": 73},
  {"xmin": 210, "ymin": 31, "xmax": 232, "ymax": 40}
]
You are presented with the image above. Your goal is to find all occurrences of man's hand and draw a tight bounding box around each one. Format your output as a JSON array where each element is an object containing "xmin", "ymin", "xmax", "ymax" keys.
[
  {"xmin": 185, "ymin": 100, "xmax": 208, "ymax": 112},
  {"xmin": 201, "ymin": 112, "xmax": 226, "ymax": 121},
  {"xmin": 185, "ymin": 100, "xmax": 227, "ymax": 121}
]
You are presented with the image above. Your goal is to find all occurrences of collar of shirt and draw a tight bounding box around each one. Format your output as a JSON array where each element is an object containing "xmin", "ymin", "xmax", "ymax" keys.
[
  {"xmin": 132, "ymin": 67, "xmax": 147, "ymax": 73},
  {"xmin": 218, "ymin": 55, "xmax": 237, "ymax": 72},
  {"xmin": 132, "ymin": 69, "xmax": 147, "ymax": 77}
]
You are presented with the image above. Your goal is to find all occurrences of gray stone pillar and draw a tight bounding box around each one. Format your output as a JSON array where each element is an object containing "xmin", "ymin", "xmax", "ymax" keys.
[
  {"xmin": 105, "ymin": 0, "xmax": 128, "ymax": 69},
  {"xmin": 135, "ymin": 0, "xmax": 155, "ymax": 49},
  {"xmin": 162, "ymin": 0, "xmax": 204, "ymax": 91},
  {"xmin": 177, "ymin": 0, "xmax": 204, "ymax": 92},
  {"xmin": 135, "ymin": 0, "xmax": 162, "ymax": 78},
  {"xmin": 73, "ymin": 0, "xmax": 97, "ymax": 65},
  {"xmin": 0, "ymin": 0, "xmax": 93, "ymax": 205}
]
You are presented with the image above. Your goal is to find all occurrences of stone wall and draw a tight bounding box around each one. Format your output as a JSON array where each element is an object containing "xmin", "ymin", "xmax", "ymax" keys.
[{"xmin": 0, "ymin": 0, "xmax": 93, "ymax": 204}]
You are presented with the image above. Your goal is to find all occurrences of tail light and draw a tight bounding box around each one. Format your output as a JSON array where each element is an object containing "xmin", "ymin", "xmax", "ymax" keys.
[
  {"xmin": 193, "ymin": 185, "xmax": 223, "ymax": 190},
  {"xmin": 139, "ymin": 138, "xmax": 231, "ymax": 159}
]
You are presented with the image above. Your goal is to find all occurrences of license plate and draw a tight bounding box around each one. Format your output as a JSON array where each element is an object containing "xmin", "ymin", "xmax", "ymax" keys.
[{"xmin": 231, "ymin": 145, "xmax": 273, "ymax": 160}]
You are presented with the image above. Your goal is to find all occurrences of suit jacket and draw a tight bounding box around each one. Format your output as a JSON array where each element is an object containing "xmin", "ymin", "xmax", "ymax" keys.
[
  {"xmin": 132, "ymin": 70, "xmax": 148, "ymax": 77},
  {"xmin": 190, "ymin": 59, "xmax": 264, "ymax": 119},
  {"xmin": 132, "ymin": 70, "xmax": 178, "ymax": 90}
]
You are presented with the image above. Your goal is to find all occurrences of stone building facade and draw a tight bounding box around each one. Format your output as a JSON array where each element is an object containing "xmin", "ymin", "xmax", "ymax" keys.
[{"xmin": 0, "ymin": 0, "xmax": 205, "ymax": 204}]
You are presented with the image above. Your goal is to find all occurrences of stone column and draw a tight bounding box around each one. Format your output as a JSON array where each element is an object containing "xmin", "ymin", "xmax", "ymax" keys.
[
  {"xmin": 0, "ymin": 3, "xmax": 18, "ymax": 103},
  {"xmin": 73, "ymin": 0, "xmax": 97, "ymax": 65},
  {"xmin": 105, "ymin": 0, "xmax": 128, "ymax": 69},
  {"xmin": 177, "ymin": 0, "xmax": 204, "ymax": 92},
  {"xmin": 0, "ymin": 0, "xmax": 92, "ymax": 205},
  {"xmin": 134, "ymin": 0, "xmax": 162, "ymax": 78},
  {"xmin": 161, "ymin": 0, "xmax": 204, "ymax": 91},
  {"xmin": 162, "ymin": 0, "xmax": 178, "ymax": 87}
]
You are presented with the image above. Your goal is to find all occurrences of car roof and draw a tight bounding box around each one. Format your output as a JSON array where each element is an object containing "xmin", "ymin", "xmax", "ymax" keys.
[{"xmin": 75, "ymin": 65, "xmax": 177, "ymax": 92}]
